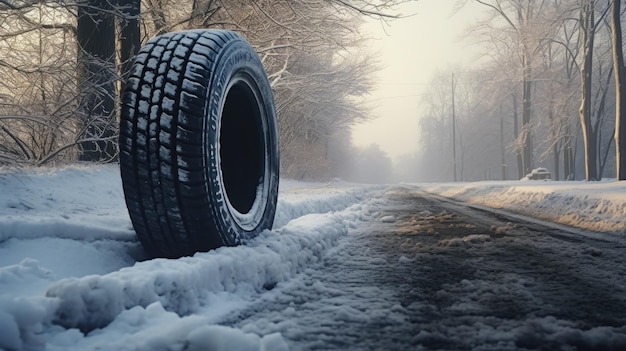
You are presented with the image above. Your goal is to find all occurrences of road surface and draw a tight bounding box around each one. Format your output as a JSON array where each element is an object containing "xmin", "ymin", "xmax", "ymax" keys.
[
  {"xmin": 222, "ymin": 187, "xmax": 626, "ymax": 350},
  {"xmin": 4, "ymin": 173, "xmax": 626, "ymax": 351}
]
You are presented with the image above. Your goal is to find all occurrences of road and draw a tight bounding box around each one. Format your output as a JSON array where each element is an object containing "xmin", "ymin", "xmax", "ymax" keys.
[{"xmin": 221, "ymin": 187, "xmax": 626, "ymax": 351}]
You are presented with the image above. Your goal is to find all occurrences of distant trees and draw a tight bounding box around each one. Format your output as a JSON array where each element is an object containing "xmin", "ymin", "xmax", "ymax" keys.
[
  {"xmin": 475, "ymin": 0, "xmax": 563, "ymax": 175},
  {"xmin": 413, "ymin": 0, "xmax": 625, "ymax": 181},
  {"xmin": 346, "ymin": 144, "xmax": 393, "ymax": 184},
  {"xmin": 417, "ymin": 68, "xmax": 510, "ymax": 182}
]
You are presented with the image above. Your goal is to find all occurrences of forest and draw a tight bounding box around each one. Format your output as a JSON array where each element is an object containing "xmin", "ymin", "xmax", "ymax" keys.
[
  {"xmin": 412, "ymin": 0, "xmax": 626, "ymax": 182},
  {"xmin": 1, "ymin": 0, "xmax": 626, "ymax": 183}
]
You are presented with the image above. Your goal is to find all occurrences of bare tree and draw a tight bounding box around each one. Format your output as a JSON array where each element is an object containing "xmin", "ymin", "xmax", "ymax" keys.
[
  {"xmin": 0, "ymin": 0, "xmax": 405, "ymax": 177},
  {"xmin": 578, "ymin": 0, "xmax": 598, "ymax": 180},
  {"xmin": 76, "ymin": 0, "xmax": 118, "ymax": 161},
  {"xmin": 612, "ymin": 0, "xmax": 626, "ymax": 180},
  {"xmin": 475, "ymin": 0, "xmax": 564, "ymax": 175},
  {"xmin": 0, "ymin": 2, "xmax": 80, "ymax": 165}
]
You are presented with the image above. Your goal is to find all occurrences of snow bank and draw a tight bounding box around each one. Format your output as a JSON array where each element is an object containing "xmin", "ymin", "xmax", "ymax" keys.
[
  {"xmin": 0, "ymin": 293, "xmax": 57, "ymax": 351},
  {"xmin": 0, "ymin": 164, "xmax": 381, "ymax": 349},
  {"xmin": 45, "ymin": 201, "xmax": 371, "ymax": 332},
  {"xmin": 48, "ymin": 302, "xmax": 289, "ymax": 351},
  {"xmin": 420, "ymin": 180, "xmax": 626, "ymax": 234},
  {"xmin": 274, "ymin": 179, "xmax": 380, "ymax": 228}
]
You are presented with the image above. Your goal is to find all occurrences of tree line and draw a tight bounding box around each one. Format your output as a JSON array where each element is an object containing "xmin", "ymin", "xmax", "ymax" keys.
[
  {"xmin": 0, "ymin": 0, "xmax": 405, "ymax": 180},
  {"xmin": 413, "ymin": 0, "xmax": 626, "ymax": 182}
]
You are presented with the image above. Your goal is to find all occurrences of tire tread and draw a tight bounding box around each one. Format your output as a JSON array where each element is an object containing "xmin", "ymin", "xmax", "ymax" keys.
[{"xmin": 120, "ymin": 29, "xmax": 277, "ymax": 258}]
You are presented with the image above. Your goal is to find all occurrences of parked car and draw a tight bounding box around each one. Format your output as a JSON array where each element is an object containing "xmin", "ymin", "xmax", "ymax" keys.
[{"xmin": 523, "ymin": 167, "xmax": 552, "ymax": 180}]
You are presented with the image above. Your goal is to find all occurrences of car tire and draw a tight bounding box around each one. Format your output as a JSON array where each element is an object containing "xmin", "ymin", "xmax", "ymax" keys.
[{"xmin": 119, "ymin": 29, "xmax": 279, "ymax": 258}]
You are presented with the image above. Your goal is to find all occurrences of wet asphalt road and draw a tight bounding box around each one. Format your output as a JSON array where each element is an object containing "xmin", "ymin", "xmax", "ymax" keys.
[{"xmin": 222, "ymin": 187, "xmax": 626, "ymax": 351}]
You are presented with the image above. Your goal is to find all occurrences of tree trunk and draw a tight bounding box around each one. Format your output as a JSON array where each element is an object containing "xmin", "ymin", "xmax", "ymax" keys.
[
  {"xmin": 550, "ymin": 110, "xmax": 560, "ymax": 180},
  {"xmin": 612, "ymin": 0, "xmax": 626, "ymax": 180},
  {"xmin": 594, "ymin": 66, "xmax": 614, "ymax": 179},
  {"xmin": 579, "ymin": 0, "xmax": 598, "ymax": 181},
  {"xmin": 451, "ymin": 72, "xmax": 457, "ymax": 182},
  {"xmin": 500, "ymin": 106, "xmax": 507, "ymax": 180},
  {"xmin": 600, "ymin": 131, "xmax": 614, "ymax": 177},
  {"xmin": 119, "ymin": 0, "xmax": 141, "ymax": 90},
  {"xmin": 512, "ymin": 93, "xmax": 523, "ymax": 179},
  {"xmin": 522, "ymin": 61, "xmax": 533, "ymax": 175},
  {"xmin": 77, "ymin": 0, "xmax": 118, "ymax": 161}
]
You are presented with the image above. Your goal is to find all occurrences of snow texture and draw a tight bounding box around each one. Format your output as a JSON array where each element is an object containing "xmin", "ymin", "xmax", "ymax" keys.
[
  {"xmin": 421, "ymin": 180, "xmax": 626, "ymax": 234},
  {"xmin": 2, "ymin": 164, "xmax": 626, "ymax": 350},
  {"xmin": 0, "ymin": 165, "xmax": 381, "ymax": 350}
]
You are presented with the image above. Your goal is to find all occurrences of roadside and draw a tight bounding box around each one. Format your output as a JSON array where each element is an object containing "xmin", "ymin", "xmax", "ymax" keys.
[
  {"xmin": 221, "ymin": 187, "xmax": 626, "ymax": 350},
  {"xmin": 420, "ymin": 180, "xmax": 626, "ymax": 235}
]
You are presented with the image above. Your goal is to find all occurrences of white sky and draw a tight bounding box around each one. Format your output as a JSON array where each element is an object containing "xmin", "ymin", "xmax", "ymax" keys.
[{"xmin": 351, "ymin": 0, "xmax": 484, "ymax": 160}]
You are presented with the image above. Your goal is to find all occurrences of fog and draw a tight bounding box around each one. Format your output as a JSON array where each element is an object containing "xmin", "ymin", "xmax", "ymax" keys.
[
  {"xmin": 351, "ymin": 0, "xmax": 618, "ymax": 183},
  {"xmin": 352, "ymin": 1, "xmax": 483, "ymax": 165}
]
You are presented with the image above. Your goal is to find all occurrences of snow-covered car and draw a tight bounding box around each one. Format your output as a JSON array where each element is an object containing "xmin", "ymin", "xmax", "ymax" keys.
[{"xmin": 523, "ymin": 167, "xmax": 551, "ymax": 180}]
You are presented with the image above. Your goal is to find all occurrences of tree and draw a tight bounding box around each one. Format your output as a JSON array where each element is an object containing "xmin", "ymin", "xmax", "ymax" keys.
[
  {"xmin": 612, "ymin": 0, "xmax": 626, "ymax": 180},
  {"xmin": 475, "ymin": 0, "xmax": 563, "ymax": 175},
  {"xmin": 541, "ymin": 11, "xmax": 581, "ymax": 181},
  {"xmin": 0, "ymin": 0, "xmax": 405, "ymax": 177},
  {"xmin": 416, "ymin": 67, "xmax": 510, "ymax": 182},
  {"xmin": 76, "ymin": 0, "xmax": 118, "ymax": 161},
  {"xmin": 579, "ymin": 0, "xmax": 598, "ymax": 180},
  {"xmin": 76, "ymin": 0, "xmax": 141, "ymax": 161},
  {"xmin": 577, "ymin": 0, "xmax": 613, "ymax": 181},
  {"xmin": 0, "ymin": 2, "xmax": 79, "ymax": 165}
]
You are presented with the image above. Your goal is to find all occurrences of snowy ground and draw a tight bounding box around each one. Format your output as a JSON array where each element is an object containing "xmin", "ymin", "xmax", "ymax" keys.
[
  {"xmin": 1, "ymin": 165, "xmax": 626, "ymax": 350},
  {"xmin": 420, "ymin": 180, "xmax": 626, "ymax": 235}
]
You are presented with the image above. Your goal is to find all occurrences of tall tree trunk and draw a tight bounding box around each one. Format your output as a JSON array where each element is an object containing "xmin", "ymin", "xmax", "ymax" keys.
[
  {"xmin": 451, "ymin": 72, "xmax": 457, "ymax": 182},
  {"xmin": 553, "ymin": 142, "xmax": 560, "ymax": 180},
  {"xmin": 579, "ymin": 0, "xmax": 598, "ymax": 181},
  {"xmin": 564, "ymin": 127, "xmax": 573, "ymax": 180},
  {"xmin": 600, "ymin": 130, "xmax": 614, "ymax": 177},
  {"xmin": 563, "ymin": 141, "xmax": 570, "ymax": 179},
  {"xmin": 612, "ymin": 0, "xmax": 626, "ymax": 180},
  {"xmin": 522, "ymin": 55, "xmax": 533, "ymax": 175},
  {"xmin": 512, "ymin": 93, "xmax": 523, "ymax": 179},
  {"xmin": 594, "ymin": 66, "xmax": 614, "ymax": 178},
  {"xmin": 77, "ymin": 0, "xmax": 117, "ymax": 161},
  {"xmin": 550, "ymin": 110, "xmax": 560, "ymax": 180},
  {"xmin": 500, "ymin": 105, "xmax": 507, "ymax": 180}
]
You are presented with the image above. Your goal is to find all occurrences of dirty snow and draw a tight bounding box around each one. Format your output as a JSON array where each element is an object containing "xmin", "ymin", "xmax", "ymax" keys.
[{"xmin": 1, "ymin": 164, "xmax": 626, "ymax": 350}]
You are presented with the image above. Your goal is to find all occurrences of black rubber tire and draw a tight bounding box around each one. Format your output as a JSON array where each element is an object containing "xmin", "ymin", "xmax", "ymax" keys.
[{"xmin": 119, "ymin": 29, "xmax": 279, "ymax": 258}]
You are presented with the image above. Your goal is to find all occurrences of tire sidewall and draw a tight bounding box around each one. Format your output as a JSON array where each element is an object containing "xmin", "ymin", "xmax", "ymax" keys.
[{"xmin": 204, "ymin": 37, "xmax": 279, "ymax": 246}]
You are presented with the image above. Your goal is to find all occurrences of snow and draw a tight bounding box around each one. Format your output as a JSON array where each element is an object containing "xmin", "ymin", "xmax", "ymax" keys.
[
  {"xmin": 420, "ymin": 180, "xmax": 626, "ymax": 234},
  {"xmin": 2, "ymin": 164, "xmax": 626, "ymax": 350},
  {"xmin": 0, "ymin": 165, "xmax": 381, "ymax": 350}
]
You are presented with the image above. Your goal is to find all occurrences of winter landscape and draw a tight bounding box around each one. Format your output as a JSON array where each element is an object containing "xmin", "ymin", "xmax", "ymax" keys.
[
  {"xmin": 2, "ymin": 164, "xmax": 626, "ymax": 350},
  {"xmin": 4, "ymin": 0, "xmax": 626, "ymax": 350}
]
